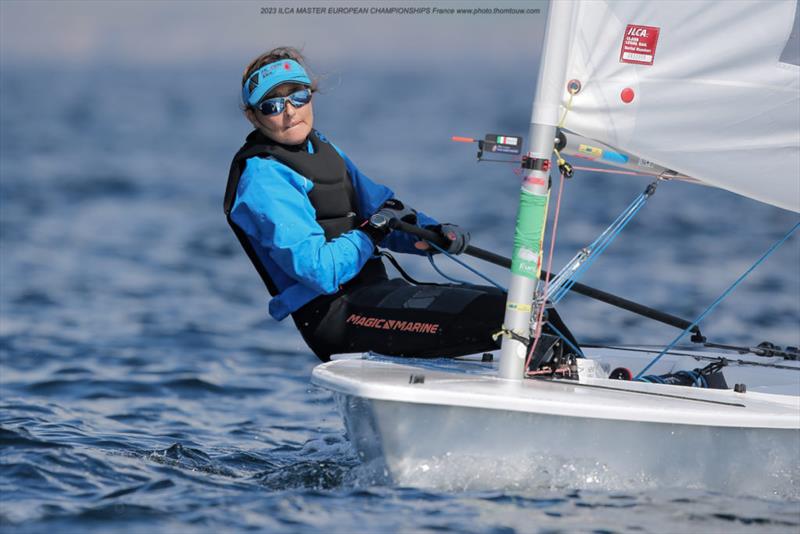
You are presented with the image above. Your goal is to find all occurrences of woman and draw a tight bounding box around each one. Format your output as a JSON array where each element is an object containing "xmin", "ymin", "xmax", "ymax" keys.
[{"xmin": 225, "ymin": 47, "xmax": 575, "ymax": 362}]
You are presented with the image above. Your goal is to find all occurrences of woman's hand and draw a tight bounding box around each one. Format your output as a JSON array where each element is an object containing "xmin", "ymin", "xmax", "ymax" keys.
[
  {"xmin": 360, "ymin": 198, "xmax": 418, "ymax": 245},
  {"xmin": 377, "ymin": 198, "xmax": 417, "ymax": 225},
  {"xmin": 415, "ymin": 224, "xmax": 470, "ymax": 255}
]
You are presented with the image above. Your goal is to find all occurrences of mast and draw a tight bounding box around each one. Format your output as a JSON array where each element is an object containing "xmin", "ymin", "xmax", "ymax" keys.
[{"xmin": 498, "ymin": 1, "xmax": 577, "ymax": 379}]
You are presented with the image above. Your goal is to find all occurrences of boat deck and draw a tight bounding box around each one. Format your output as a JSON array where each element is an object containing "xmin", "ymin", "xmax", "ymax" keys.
[{"xmin": 314, "ymin": 347, "xmax": 800, "ymax": 429}]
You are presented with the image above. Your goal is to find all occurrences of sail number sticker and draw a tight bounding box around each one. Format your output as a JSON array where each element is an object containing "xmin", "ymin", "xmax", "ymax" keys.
[{"xmin": 619, "ymin": 24, "xmax": 660, "ymax": 66}]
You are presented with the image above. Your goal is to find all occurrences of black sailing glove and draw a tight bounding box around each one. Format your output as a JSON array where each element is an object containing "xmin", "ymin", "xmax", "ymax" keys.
[
  {"xmin": 424, "ymin": 223, "xmax": 470, "ymax": 255},
  {"xmin": 359, "ymin": 199, "xmax": 418, "ymax": 246},
  {"xmin": 377, "ymin": 198, "xmax": 418, "ymax": 225}
]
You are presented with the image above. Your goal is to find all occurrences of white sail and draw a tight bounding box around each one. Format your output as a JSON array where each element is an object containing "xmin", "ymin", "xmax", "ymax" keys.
[{"xmin": 554, "ymin": 0, "xmax": 800, "ymax": 212}]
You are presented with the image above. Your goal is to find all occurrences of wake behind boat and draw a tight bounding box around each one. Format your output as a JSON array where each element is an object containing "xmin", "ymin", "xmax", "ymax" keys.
[{"xmin": 312, "ymin": 0, "xmax": 800, "ymax": 495}]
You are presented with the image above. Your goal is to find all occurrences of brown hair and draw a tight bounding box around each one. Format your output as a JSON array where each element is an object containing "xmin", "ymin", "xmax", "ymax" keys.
[{"xmin": 241, "ymin": 46, "xmax": 318, "ymax": 111}]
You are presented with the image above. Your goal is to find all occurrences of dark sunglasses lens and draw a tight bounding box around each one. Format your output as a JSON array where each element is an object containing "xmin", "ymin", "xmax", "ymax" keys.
[
  {"xmin": 258, "ymin": 98, "xmax": 284, "ymax": 115},
  {"xmin": 257, "ymin": 89, "xmax": 310, "ymax": 115},
  {"xmin": 288, "ymin": 89, "xmax": 312, "ymax": 106}
]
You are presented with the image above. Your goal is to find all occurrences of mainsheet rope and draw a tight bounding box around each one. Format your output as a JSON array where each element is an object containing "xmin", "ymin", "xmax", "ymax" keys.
[
  {"xmin": 635, "ymin": 220, "xmax": 800, "ymax": 379},
  {"xmin": 427, "ymin": 253, "xmax": 473, "ymax": 287},
  {"xmin": 426, "ymin": 241, "xmax": 506, "ymax": 291}
]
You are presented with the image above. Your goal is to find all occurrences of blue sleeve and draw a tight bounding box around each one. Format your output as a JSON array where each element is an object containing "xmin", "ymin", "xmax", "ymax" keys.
[
  {"xmin": 230, "ymin": 157, "xmax": 376, "ymax": 294},
  {"xmin": 330, "ymin": 143, "xmax": 439, "ymax": 255}
]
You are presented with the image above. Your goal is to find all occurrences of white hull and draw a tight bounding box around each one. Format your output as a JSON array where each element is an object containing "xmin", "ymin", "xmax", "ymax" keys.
[{"xmin": 312, "ymin": 350, "xmax": 800, "ymax": 495}]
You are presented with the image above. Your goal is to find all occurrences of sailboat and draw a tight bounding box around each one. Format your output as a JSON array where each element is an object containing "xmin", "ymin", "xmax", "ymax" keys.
[{"xmin": 311, "ymin": 1, "xmax": 800, "ymax": 493}]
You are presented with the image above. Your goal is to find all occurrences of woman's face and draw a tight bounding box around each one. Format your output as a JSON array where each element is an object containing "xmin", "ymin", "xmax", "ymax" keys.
[{"xmin": 246, "ymin": 83, "xmax": 314, "ymax": 146}]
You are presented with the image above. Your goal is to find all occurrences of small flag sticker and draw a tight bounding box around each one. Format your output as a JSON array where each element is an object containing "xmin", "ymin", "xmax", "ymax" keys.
[
  {"xmin": 484, "ymin": 134, "xmax": 523, "ymax": 155},
  {"xmin": 496, "ymin": 136, "xmax": 518, "ymax": 146}
]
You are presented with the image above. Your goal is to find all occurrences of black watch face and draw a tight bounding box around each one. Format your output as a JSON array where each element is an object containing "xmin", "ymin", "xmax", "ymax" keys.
[{"xmin": 370, "ymin": 213, "xmax": 389, "ymax": 228}]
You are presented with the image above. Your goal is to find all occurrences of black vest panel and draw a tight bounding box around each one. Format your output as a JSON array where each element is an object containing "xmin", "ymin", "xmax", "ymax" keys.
[{"xmin": 224, "ymin": 129, "xmax": 360, "ymax": 296}]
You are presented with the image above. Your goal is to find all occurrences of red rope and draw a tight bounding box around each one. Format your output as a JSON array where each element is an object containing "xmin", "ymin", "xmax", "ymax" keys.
[{"xmin": 524, "ymin": 170, "xmax": 567, "ymax": 374}]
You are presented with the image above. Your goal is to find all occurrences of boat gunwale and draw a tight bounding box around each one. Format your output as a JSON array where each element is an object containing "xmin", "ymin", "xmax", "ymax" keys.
[{"xmin": 311, "ymin": 359, "xmax": 800, "ymax": 430}]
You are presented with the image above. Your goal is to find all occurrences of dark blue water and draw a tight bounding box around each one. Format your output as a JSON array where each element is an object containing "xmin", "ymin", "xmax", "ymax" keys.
[{"xmin": 2, "ymin": 63, "xmax": 799, "ymax": 532}]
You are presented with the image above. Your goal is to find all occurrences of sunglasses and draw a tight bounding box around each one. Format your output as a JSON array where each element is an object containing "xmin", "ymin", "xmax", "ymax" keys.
[{"xmin": 256, "ymin": 88, "xmax": 312, "ymax": 116}]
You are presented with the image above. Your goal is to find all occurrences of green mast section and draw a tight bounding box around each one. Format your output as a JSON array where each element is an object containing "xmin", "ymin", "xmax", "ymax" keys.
[{"xmin": 511, "ymin": 190, "xmax": 550, "ymax": 280}]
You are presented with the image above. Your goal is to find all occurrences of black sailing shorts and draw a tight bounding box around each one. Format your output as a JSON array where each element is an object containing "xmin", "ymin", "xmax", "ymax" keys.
[{"xmin": 291, "ymin": 259, "xmax": 575, "ymax": 362}]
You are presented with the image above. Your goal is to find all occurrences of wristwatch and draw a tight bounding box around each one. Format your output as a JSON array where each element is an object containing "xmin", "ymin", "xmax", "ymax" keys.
[{"xmin": 368, "ymin": 212, "xmax": 391, "ymax": 230}]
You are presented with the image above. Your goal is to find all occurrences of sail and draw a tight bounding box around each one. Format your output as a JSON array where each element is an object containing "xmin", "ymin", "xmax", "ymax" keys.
[{"xmin": 556, "ymin": 0, "xmax": 800, "ymax": 212}]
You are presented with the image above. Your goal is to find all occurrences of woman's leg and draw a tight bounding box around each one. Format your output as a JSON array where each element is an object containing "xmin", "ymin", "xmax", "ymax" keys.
[
  {"xmin": 294, "ymin": 277, "xmax": 579, "ymax": 361},
  {"xmin": 294, "ymin": 279, "xmax": 504, "ymax": 359}
]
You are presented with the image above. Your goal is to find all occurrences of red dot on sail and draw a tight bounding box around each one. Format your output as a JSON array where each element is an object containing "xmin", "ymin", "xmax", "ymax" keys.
[{"xmin": 621, "ymin": 88, "xmax": 635, "ymax": 103}]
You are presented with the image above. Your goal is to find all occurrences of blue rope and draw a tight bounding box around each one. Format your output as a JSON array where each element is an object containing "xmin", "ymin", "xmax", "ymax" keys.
[
  {"xmin": 428, "ymin": 254, "xmax": 471, "ymax": 285},
  {"xmin": 634, "ymin": 220, "xmax": 800, "ymax": 379},
  {"xmin": 587, "ymin": 194, "xmax": 646, "ymax": 250},
  {"xmin": 550, "ymin": 193, "xmax": 647, "ymax": 304},
  {"xmin": 551, "ymin": 193, "xmax": 649, "ymax": 303},
  {"xmin": 636, "ymin": 371, "xmax": 708, "ymax": 388},
  {"xmin": 426, "ymin": 241, "xmax": 506, "ymax": 291},
  {"xmin": 637, "ymin": 374, "xmax": 666, "ymax": 384},
  {"xmin": 421, "ymin": 185, "xmax": 651, "ymax": 305}
]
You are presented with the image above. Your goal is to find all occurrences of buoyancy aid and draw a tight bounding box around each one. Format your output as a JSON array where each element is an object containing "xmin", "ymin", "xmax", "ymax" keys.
[{"xmin": 224, "ymin": 129, "xmax": 361, "ymax": 296}]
